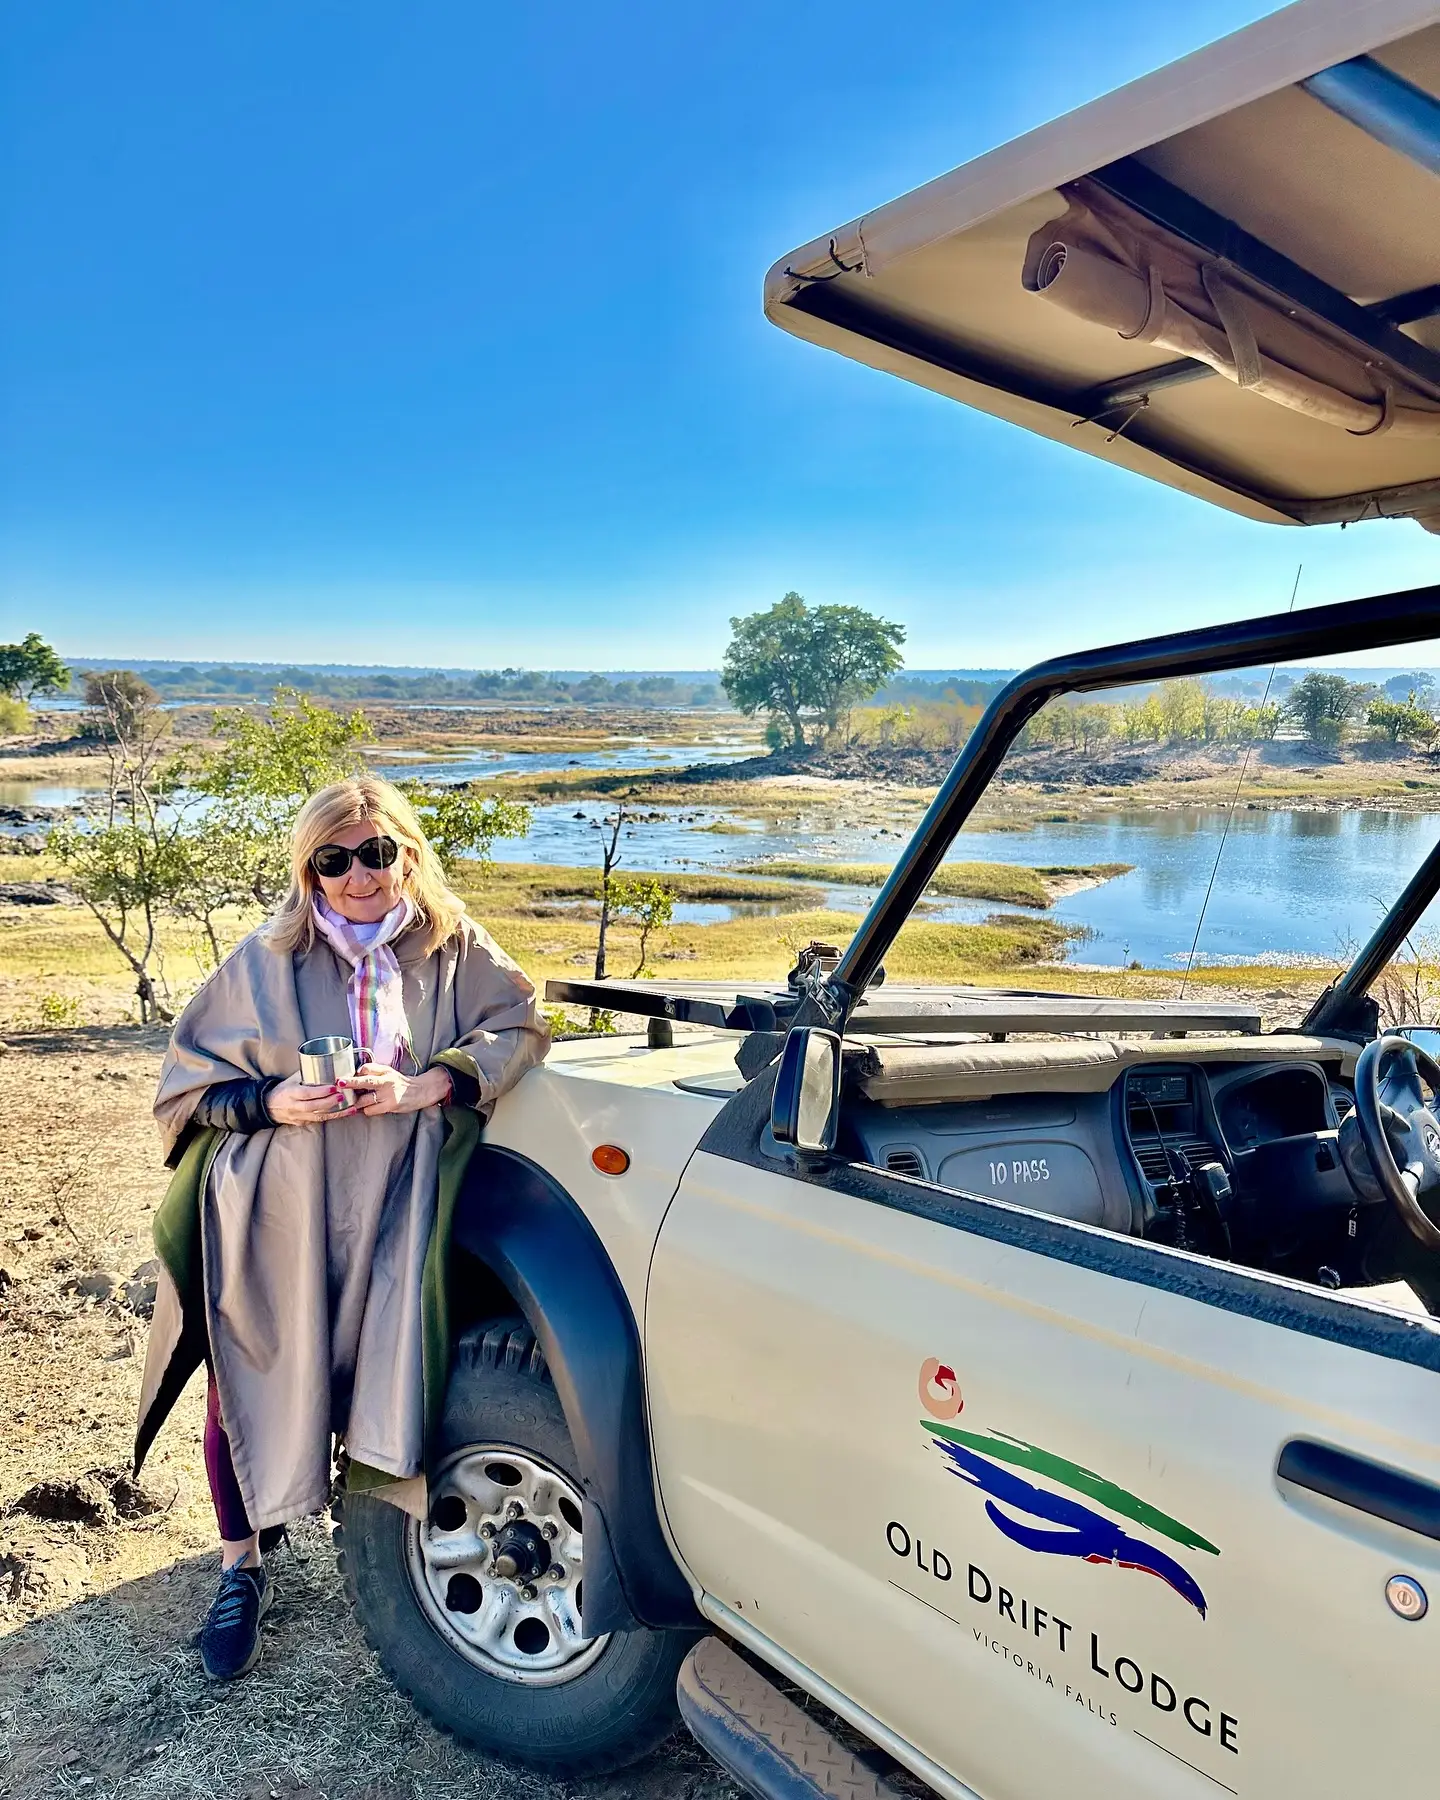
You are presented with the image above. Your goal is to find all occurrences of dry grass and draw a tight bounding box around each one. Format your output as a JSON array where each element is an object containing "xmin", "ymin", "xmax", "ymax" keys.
[
  {"xmin": 0, "ymin": 1030, "xmax": 736, "ymax": 1800},
  {"xmin": 0, "ymin": 852, "xmax": 1104, "ymax": 1031}
]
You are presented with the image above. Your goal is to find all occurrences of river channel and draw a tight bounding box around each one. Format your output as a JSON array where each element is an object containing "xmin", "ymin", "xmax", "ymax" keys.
[{"xmin": 14, "ymin": 745, "xmax": 1440, "ymax": 969}]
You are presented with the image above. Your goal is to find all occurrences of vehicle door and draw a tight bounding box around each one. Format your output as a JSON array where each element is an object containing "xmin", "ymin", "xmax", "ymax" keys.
[{"xmin": 645, "ymin": 1058, "xmax": 1440, "ymax": 1800}]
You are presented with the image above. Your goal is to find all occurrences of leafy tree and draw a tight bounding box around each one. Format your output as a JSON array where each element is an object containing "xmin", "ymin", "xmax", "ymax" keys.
[
  {"xmin": 1249, "ymin": 703, "xmax": 1281, "ymax": 741},
  {"xmin": 1384, "ymin": 672, "xmax": 1436, "ymax": 705},
  {"xmin": 50, "ymin": 679, "xmax": 182, "ymax": 1021},
  {"xmin": 199, "ymin": 687, "xmax": 370, "ymax": 808},
  {"xmin": 84, "ymin": 669, "xmax": 160, "ymax": 740},
  {"xmin": 52, "ymin": 687, "xmax": 419, "ymax": 998},
  {"xmin": 398, "ymin": 782, "xmax": 531, "ymax": 875},
  {"xmin": 0, "ymin": 633, "xmax": 70, "ymax": 702},
  {"xmin": 1115, "ymin": 696, "xmax": 1157, "ymax": 744},
  {"xmin": 722, "ymin": 592, "xmax": 905, "ymax": 748},
  {"xmin": 182, "ymin": 687, "xmax": 369, "ymax": 908},
  {"xmin": 1284, "ymin": 672, "xmax": 1374, "ymax": 745},
  {"xmin": 1368, "ymin": 697, "xmax": 1438, "ymax": 748},
  {"xmin": 1157, "ymin": 679, "xmax": 1205, "ymax": 743},
  {"xmin": 1071, "ymin": 703, "xmax": 1111, "ymax": 752},
  {"xmin": 611, "ymin": 875, "xmax": 677, "ymax": 976}
]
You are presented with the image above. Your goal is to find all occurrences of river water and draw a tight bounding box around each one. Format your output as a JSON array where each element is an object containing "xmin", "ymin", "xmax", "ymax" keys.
[
  {"xmin": 15, "ymin": 748, "xmax": 1440, "ymax": 969},
  {"xmin": 471, "ymin": 796, "xmax": 1440, "ymax": 969}
]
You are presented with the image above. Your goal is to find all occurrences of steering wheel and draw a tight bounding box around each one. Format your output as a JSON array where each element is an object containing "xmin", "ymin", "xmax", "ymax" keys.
[{"xmin": 1352, "ymin": 1036, "xmax": 1440, "ymax": 1254}]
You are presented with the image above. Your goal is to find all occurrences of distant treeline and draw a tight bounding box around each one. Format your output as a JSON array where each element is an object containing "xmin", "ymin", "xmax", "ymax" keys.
[
  {"xmin": 874, "ymin": 673, "xmax": 1009, "ymax": 707},
  {"xmin": 58, "ymin": 663, "xmax": 723, "ymax": 707}
]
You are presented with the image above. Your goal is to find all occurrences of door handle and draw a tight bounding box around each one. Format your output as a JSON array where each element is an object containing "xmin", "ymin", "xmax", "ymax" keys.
[{"xmin": 1277, "ymin": 1439, "xmax": 1440, "ymax": 1542}]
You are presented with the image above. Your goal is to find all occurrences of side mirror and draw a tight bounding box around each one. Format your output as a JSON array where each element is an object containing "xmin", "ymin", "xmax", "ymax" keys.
[{"xmin": 771, "ymin": 1028, "xmax": 842, "ymax": 1155}]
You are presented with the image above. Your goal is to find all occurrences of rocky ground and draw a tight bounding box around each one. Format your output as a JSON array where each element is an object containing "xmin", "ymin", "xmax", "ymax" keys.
[
  {"xmin": 0, "ymin": 1027, "xmax": 736, "ymax": 1800},
  {"xmin": 675, "ymin": 734, "xmax": 1440, "ymax": 793}
]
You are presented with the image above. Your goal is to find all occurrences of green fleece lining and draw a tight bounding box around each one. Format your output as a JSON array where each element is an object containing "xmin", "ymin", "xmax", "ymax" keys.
[
  {"xmin": 141, "ymin": 1101, "xmax": 483, "ymax": 1495},
  {"xmin": 152, "ymin": 1125, "xmax": 223, "ymax": 1309}
]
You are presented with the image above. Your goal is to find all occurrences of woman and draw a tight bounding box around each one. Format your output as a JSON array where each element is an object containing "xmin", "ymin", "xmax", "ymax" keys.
[{"xmin": 139, "ymin": 775, "xmax": 549, "ymax": 1681}]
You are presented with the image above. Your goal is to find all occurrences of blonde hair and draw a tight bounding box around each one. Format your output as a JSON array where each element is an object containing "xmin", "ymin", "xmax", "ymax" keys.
[{"xmin": 268, "ymin": 775, "xmax": 465, "ymax": 956}]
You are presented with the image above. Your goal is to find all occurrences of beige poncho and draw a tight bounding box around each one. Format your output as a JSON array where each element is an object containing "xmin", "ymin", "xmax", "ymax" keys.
[{"xmin": 151, "ymin": 914, "xmax": 549, "ymax": 1532}]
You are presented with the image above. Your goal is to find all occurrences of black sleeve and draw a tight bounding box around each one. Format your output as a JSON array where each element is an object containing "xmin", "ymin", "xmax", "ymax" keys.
[
  {"xmin": 190, "ymin": 1076, "xmax": 281, "ymax": 1135},
  {"xmin": 440, "ymin": 1062, "xmax": 483, "ymax": 1110}
]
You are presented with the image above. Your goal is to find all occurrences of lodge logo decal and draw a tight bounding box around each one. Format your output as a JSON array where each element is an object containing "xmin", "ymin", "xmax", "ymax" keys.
[
  {"xmin": 918, "ymin": 1356, "xmax": 963, "ymax": 1420},
  {"xmin": 919, "ymin": 1363, "xmax": 1220, "ymax": 1618}
]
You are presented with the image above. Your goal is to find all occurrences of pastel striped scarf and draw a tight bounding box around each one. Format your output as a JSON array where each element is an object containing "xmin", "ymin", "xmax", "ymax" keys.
[{"xmin": 311, "ymin": 896, "xmax": 416, "ymax": 1071}]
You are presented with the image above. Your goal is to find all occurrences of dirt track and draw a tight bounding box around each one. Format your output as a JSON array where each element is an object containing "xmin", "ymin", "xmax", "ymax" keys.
[{"xmin": 0, "ymin": 1028, "xmax": 734, "ymax": 1800}]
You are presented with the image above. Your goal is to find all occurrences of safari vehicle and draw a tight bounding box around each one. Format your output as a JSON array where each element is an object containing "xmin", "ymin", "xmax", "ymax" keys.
[{"xmin": 338, "ymin": 6, "xmax": 1440, "ymax": 1797}]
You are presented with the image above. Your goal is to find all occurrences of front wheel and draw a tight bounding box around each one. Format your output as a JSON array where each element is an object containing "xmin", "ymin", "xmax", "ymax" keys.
[{"xmin": 336, "ymin": 1319, "xmax": 693, "ymax": 1775}]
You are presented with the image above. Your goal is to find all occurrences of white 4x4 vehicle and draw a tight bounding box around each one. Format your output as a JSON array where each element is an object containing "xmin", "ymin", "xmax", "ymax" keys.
[{"xmin": 339, "ymin": 8, "xmax": 1440, "ymax": 1797}]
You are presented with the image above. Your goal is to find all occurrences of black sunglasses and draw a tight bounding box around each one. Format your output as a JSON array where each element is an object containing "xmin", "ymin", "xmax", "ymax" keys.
[{"xmin": 310, "ymin": 835, "xmax": 400, "ymax": 880}]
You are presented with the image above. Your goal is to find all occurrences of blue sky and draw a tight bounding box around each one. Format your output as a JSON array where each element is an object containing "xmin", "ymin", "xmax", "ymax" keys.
[{"xmin": 3, "ymin": 0, "xmax": 1437, "ymax": 670}]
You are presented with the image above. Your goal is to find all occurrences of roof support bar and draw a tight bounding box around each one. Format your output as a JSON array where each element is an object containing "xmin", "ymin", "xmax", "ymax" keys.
[
  {"xmin": 1302, "ymin": 54, "xmax": 1440, "ymax": 180},
  {"xmin": 1077, "ymin": 357, "xmax": 1214, "ymax": 416},
  {"xmin": 807, "ymin": 583, "xmax": 1440, "ymax": 1029},
  {"xmin": 1369, "ymin": 283, "xmax": 1440, "ymax": 329},
  {"xmin": 1088, "ymin": 158, "xmax": 1440, "ymax": 398}
]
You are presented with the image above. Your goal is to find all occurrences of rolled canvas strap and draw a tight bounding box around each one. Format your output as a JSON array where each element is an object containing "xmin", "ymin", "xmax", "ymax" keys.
[{"xmin": 1201, "ymin": 263, "xmax": 1262, "ymax": 389}]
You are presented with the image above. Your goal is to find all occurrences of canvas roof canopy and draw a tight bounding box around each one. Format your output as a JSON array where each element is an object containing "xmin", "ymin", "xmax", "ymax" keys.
[{"xmin": 765, "ymin": 0, "xmax": 1440, "ymax": 532}]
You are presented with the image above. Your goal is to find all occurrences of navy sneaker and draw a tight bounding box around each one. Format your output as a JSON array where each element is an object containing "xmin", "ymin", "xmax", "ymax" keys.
[{"xmin": 199, "ymin": 1556, "xmax": 273, "ymax": 1681}]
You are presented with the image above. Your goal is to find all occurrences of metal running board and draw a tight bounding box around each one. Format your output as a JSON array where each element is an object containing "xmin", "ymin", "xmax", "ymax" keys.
[{"xmin": 677, "ymin": 1637, "xmax": 910, "ymax": 1800}]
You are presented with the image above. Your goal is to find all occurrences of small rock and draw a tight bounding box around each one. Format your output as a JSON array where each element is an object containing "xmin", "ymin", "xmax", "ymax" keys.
[
  {"xmin": 121, "ymin": 1271, "xmax": 158, "ymax": 1319},
  {"xmin": 0, "ymin": 881, "xmax": 68, "ymax": 906},
  {"xmin": 68, "ymin": 1269, "xmax": 121, "ymax": 1302},
  {"xmin": 0, "ymin": 1269, "xmax": 11, "ymax": 1295},
  {"xmin": 0, "ymin": 1552, "xmax": 25, "ymax": 1603},
  {"xmin": 0, "ymin": 1039, "xmax": 9, "ymax": 1054},
  {"xmin": 12, "ymin": 1543, "xmax": 88, "ymax": 1601},
  {"xmin": 21, "ymin": 1227, "xmax": 42, "ymax": 1241}
]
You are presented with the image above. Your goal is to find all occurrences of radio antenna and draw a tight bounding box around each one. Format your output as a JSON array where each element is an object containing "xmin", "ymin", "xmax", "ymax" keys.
[{"xmin": 1178, "ymin": 565, "xmax": 1303, "ymax": 997}]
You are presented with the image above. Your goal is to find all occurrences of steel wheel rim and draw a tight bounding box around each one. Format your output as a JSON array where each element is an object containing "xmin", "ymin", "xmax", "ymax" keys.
[{"xmin": 405, "ymin": 1443, "xmax": 608, "ymax": 1685}]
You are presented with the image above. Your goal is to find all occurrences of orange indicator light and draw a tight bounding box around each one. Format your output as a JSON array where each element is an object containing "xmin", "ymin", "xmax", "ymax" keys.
[{"xmin": 591, "ymin": 1144, "xmax": 630, "ymax": 1176}]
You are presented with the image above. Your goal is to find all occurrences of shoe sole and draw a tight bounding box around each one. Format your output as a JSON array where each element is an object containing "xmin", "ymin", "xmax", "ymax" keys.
[{"xmin": 202, "ymin": 1576, "xmax": 275, "ymax": 1682}]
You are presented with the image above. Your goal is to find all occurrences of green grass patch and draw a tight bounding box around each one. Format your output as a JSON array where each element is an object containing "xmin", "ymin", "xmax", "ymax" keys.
[
  {"xmin": 732, "ymin": 859, "xmax": 1129, "ymax": 908},
  {"xmin": 448, "ymin": 861, "xmax": 811, "ymax": 908}
]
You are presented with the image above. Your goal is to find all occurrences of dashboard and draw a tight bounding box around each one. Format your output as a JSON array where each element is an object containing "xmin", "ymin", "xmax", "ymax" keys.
[{"xmin": 851, "ymin": 1055, "xmax": 1376, "ymax": 1282}]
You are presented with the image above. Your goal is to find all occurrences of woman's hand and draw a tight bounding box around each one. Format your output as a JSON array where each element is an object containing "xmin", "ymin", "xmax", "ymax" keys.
[
  {"xmin": 265, "ymin": 1070, "xmax": 358, "ymax": 1126},
  {"xmin": 341, "ymin": 1063, "xmax": 452, "ymax": 1117}
]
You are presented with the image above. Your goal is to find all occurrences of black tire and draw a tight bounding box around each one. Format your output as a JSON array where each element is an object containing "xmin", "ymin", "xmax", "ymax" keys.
[{"xmin": 335, "ymin": 1318, "xmax": 693, "ymax": 1776}]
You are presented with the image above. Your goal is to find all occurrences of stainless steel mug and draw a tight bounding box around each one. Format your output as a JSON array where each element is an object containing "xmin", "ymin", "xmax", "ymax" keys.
[{"xmin": 299, "ymin": 1035, "xmax": 358, "ymax": 1092}]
